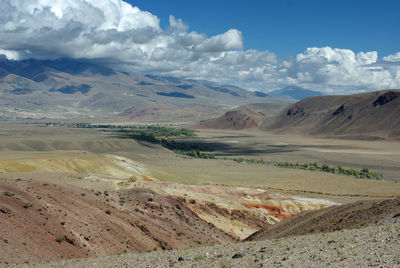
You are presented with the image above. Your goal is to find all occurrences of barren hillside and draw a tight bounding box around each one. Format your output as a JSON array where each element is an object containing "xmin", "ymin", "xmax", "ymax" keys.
[
  {"xmin": 260, "ymin": 90, "xmax": 400, "ymax": 139},
  {"xmin": 247, "ymin": 197, "xmax": 400, "ymax": 241},
  {"xmin": 197, "ymin": 102, "xmax": 289, "ymax": 130}
]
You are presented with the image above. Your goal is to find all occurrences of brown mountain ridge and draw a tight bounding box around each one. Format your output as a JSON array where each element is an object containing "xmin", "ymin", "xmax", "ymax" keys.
[{"xmin": 259, "ymin": 90, "xmax": 400, "ymax": 139}]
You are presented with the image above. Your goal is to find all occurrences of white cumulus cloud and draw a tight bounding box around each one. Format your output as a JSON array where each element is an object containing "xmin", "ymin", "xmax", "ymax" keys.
[
  {"xmin": 383, "ymin": 52, "xmax": 400, "ymax": 62},
  {"xmin": 271, "ymin": 47, "xmax": 400, "ymax": 93},
  {"xmin": 0, "ymin": 0, "xmax": 399, "ymax": 93}
]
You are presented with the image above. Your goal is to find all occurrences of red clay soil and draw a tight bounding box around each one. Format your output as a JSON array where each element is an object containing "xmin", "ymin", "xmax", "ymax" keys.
[
  {"xmin": 246, "ymin": 197, "xmax": 400, "ymax": 241},
  {"xmin": 0, "ymin": 179, "xmax": 234, "ymax": 265},
  {"xmin": 241, "ymin": 202, "xmax": 293, "ymax": 221}
]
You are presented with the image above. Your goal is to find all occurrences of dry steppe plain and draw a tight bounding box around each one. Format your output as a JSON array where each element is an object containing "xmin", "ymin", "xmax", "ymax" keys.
[
  {"xmin": 0, "ymin": 122, "xmax": 400, "ymax": 266},
  {"xmin": 1, "ymin": 123, "xmax": 400, "ymax": 199}
]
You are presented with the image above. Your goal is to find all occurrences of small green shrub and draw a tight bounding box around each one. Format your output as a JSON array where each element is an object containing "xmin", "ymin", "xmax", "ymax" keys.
[
  {"xmin": 23, "ymin": 203, "xmax": 33, "ymax": 209},
  {"xmin": 128, "ymin": 176, "xmax": 136, "ymax": 183},
  {"xmin": 56, "ymin": 236, "xmax": 65, "ymax": 243}
]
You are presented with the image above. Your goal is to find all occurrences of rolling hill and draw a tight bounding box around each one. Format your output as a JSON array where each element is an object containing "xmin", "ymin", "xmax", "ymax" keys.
[
  {"xmin": 197, "ymin": 102, "xmax": 291, "ymax": 130},
  {"xmin": 260, "ymin": 90, "xmax": 400, "ymax": 139}
]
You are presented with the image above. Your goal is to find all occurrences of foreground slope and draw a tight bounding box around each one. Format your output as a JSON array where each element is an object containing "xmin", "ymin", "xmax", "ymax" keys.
[
  {"xmin": 14, "ymin": 207, "xmax": 400, "ymax": 267},
  {"xmin": 260, "ymin": 90, "xmax": 400, "ymax": 139}
]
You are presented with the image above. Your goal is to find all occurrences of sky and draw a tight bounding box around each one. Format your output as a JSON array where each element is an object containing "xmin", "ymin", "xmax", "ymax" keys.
[
  {"xmin": 0, "ymin": 0, "xmax": 399, "ymax": 94},
  {"xmin": 130, "ymin": 0, "xmax": 400, "ymax": 58}
]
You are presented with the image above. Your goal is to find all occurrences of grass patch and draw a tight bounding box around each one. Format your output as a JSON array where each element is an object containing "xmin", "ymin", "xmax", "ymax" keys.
[{"xmin": 193, "ymin": 255, "xmax": 205, "ymax": 261}]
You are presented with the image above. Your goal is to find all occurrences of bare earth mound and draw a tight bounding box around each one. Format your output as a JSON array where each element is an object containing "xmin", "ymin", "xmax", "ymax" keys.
[
  {"xmin": 198, "ymin": 108, "xmax": 264, "ymax": 129},
  {"xmin": 0, "ymin": 179, "xmax": 234, "ymax": 265},
  {"xmin": 198, "ymin": 102, "xmax": 289, "ymax": 130},
  {"xmin": 246, "ymin": 197, "xmax": 400, "ymax": 241},
  {"xmin": 260, "ymin": 90, "xmax": 400, "ymax": 139}
]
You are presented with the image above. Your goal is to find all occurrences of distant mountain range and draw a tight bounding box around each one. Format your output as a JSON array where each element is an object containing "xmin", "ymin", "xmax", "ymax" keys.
[
  {"xmin": 0, "ymin": 58, "xmax": 293, "ymax": 120},
  {"xmin": 269, "ymin": 86, "xmax": 323, "ymax": 100}
]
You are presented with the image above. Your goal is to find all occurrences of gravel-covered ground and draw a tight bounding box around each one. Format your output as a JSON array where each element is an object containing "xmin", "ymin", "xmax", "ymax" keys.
[{"xmin": 8, "ymin": 221, "xmax": 400, "ymax": 268}]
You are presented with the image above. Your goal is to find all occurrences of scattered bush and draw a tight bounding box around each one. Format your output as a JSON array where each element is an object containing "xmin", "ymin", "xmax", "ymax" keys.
[
  {"xmin": 174, "ymin": 149, "xmax": 216, "ymax": 159},
  {"xmin": 275, "ymin": 162, "xmax": 383, "ymax": 180}
]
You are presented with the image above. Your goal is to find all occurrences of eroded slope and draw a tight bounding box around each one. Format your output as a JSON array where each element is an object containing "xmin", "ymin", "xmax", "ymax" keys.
[
  {"xmin": 247, "ymin": 197, "xmax": 400, "ymax": 241},
  {"xmin": 0, "ymin": 153, "xmax": 336, "ymax": 264}
]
